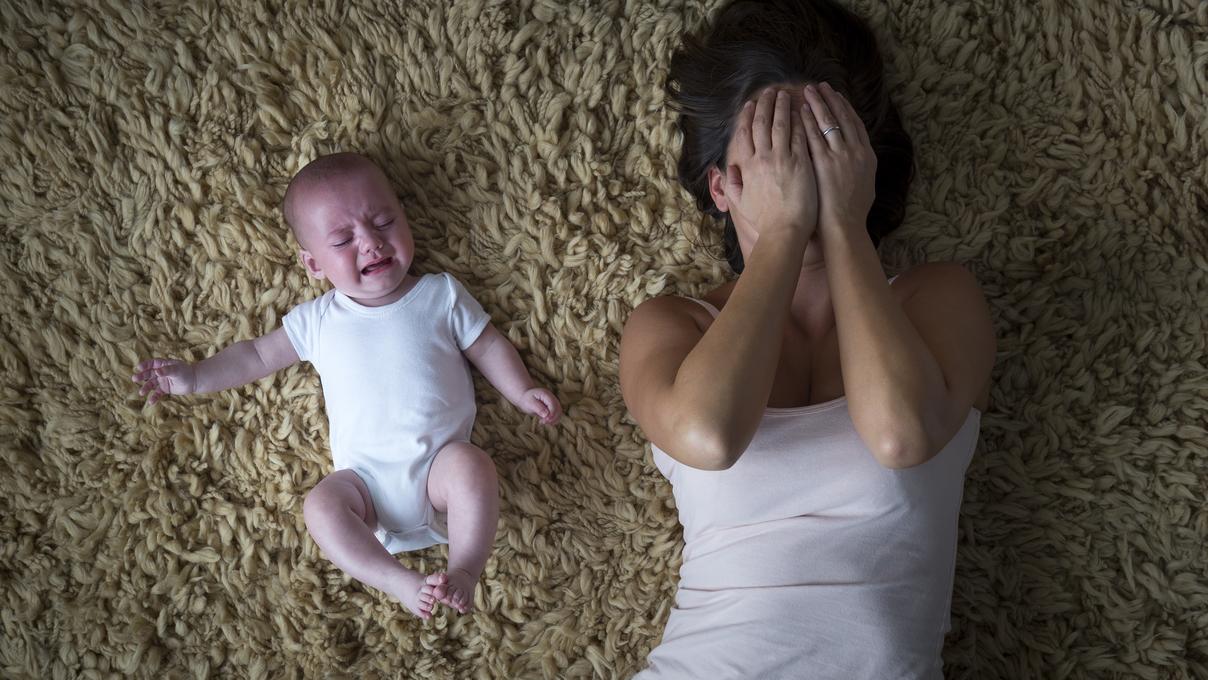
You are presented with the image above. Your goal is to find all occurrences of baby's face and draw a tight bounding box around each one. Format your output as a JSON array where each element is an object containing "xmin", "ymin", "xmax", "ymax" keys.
[{"xmin": 293, "ymin": 168, "xmax": 416, "ymax": 306}]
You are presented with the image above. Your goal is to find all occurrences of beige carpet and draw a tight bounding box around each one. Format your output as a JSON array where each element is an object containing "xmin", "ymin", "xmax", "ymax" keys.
[{"xmin": 2, "ymin": 0, "xmax": 1206, "ymax": 677}]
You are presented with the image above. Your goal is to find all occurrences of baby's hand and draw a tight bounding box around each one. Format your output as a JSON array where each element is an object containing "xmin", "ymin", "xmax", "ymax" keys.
[
  {"xmin": 132, "ymin": 358, "xmax": 197, "ymax": 405},
  {"xmin": 519, "ymin": 387, "xmax": 561, "ymax": 426}
]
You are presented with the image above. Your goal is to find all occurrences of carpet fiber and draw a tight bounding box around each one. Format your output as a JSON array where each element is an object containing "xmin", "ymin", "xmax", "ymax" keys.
[{"xmin": 2, "ymin": 0, "xmax": 1206, "ymax": 678}]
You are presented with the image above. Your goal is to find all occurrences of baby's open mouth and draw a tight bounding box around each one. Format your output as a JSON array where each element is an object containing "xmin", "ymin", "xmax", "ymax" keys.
[{"xmin": 361, "ymin": 257, "xmax": 393, "ymax": 275}]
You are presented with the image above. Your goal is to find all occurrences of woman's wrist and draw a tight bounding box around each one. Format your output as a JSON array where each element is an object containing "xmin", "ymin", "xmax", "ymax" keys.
[
  {"xmin": 818, "ymin": 219, "xmax": 871, "ymax": 249},
  {"xmin": 755, "ymin": 221, "xmax": 812, "ymax": 247}
]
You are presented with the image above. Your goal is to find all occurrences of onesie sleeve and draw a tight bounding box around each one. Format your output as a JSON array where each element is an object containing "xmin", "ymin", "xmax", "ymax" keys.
[
  {"xmin": 281, "ymin": 295, "xmax": 324, "ymax": 363},
  {"xmin": 444, "ymin": 274, "xmax": 491, "ymax": 351}
]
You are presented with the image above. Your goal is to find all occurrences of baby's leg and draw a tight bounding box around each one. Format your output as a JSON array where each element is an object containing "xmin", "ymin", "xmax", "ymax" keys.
[
  {"xmin": 426, "ymin": 441, "xmax": 499, "ymax": 614},
  {"xmin": 303, "ymin": 469, "xmax": 445, "ymax": 620}
]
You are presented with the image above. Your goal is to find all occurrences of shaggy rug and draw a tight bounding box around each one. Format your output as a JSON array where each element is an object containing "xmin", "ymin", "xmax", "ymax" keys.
[{"xmin": 2, "ymin": 0, "xmax": 1206, "ymax": 678}]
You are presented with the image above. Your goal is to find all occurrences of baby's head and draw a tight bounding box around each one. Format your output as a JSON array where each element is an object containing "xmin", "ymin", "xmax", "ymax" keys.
[{"xmin": 283, "ymin": 153, "xmax": 416, "ymax": 306}]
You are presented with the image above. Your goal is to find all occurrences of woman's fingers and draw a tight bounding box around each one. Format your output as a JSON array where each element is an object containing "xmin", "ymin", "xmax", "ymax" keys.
[
  {"xmin": 800, "ymin": 91, "xmax": 827, "ymax": 156},
  {"xmin": 804, "ymin": 84, "xmax": 842, "ymax": 150},
  {"xmin": 751, "ymin": 87, "xmax": 777, "ymax": 152},
  {"xmin": 791, "ymin": 102, "xmax": 809, "ymax": 159},
  {"xmin": 819, "ymin": 82, "xmax": 869, "ymax": 147},
  {"xmin": 772, "ymin": 89, "xmax": 791, "ymax": 152},
  {"xmin": 723, "ymin": 162, "xmax": 744, "ymax": 212},
  {"xmin": 731, "ymin": 100, "xmax": 755, "ymax": 162}
]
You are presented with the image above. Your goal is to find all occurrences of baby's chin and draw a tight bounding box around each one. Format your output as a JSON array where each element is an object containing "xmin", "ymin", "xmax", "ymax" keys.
[{"xmin": 338, "ymin": 272, "xmax": 415, "ymax": 307}]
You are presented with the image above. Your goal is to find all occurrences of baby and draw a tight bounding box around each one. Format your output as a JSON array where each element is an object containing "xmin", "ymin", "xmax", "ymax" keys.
[{"xmin": 132, "ymin": 152, "xmax": 561, "ymax": 619}]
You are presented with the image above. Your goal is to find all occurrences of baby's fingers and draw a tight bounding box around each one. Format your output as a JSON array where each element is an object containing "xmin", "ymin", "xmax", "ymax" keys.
[
  {"xmin": 136, "ymin": 358, "xmax": 169, "ymax": 372},
  {"xmin": 138, "ymin": 379, "xmax": 156, "ymax": 397},
  {"xmin": 133, "ymin": 359, "xmax": 175, "ymax": 382},
  {"xmin": 538, "ymin": 396, "xmax": 555, "ymax": 422},
  {"xmin": 132, "ymin": 367, "xmax": 158, "ymax": 383},
  {"xmin": 132, "ymin": 363, "xmax": 153, "ymax": 382},
  {"xmin": 539, "ymin": 393, "xmax": 563, "ymax": 425}
]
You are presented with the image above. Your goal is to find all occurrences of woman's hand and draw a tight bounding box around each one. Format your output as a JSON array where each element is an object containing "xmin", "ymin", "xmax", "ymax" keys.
[
  {"xmin": 132, "ymin": 358, "xmax": 197, "ymax": 405},
  {"xmin": 724, "ymin": 87, "xmax": 818, "ymax": 240},
  {"xmin": 518, "ymin": 387, "xmax": 562, "ymax": 426},
  {"xmin": 801, "ymin": 82, "xmax": 877, "ymax": 237}
]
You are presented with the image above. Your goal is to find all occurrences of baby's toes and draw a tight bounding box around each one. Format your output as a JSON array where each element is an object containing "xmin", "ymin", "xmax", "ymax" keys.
[{"xmin": 426, "ymin": 572, "xmax": 449, "ymax": 602}]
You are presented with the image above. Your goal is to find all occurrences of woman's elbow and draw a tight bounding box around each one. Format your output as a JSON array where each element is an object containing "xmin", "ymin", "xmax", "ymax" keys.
[
  {"xmin": 871, "ymin": 436, "xmax": 935, "ymax": 469},
  {"xmin": 667, "ymin": 422, "xmax": 747, "ymax": 471}
]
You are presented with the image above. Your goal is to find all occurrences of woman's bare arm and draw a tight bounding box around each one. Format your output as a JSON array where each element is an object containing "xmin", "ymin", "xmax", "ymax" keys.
[
  {"xmin": 804, "ymin": 82, "xmax": 994, "ymax": 467},
  {"xmin": 621, "ymin": 230, "xmax": 808, "ymax": 470},
  {"xmin": 620, "ymin": 88, "xmax": 816, "ymax": 470}
]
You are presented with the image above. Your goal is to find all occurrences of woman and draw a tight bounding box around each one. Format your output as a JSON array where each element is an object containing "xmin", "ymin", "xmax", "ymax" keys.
[{"xmin": 620, "ymin": 1, "xmax": 995, "ymax": 677}]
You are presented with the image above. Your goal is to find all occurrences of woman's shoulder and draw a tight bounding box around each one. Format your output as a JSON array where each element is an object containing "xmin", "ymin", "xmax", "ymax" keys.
[
  {"xmin": 891, "ymin": 262, "xmax": 994, "ymax": 412},
  {"xmin": 625, "ymin": 287, "xmax": 727, "ymax": 338},
  {"xmin": 699, "ymin": 280, "xmax": 737, "ymax": 312},
  {"xmin": 888, "ymin": 262, "xmax": 984, "ymax": 297}
]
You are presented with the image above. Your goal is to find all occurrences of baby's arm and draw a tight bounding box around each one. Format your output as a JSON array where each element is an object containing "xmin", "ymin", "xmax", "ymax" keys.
[
  {"xmin": 463, "ymin": 324, "xmax": 561, "ymax": 425},
  {"xmin": 132, "ymin": 327, "xmax": 300, "ymax": 405}
]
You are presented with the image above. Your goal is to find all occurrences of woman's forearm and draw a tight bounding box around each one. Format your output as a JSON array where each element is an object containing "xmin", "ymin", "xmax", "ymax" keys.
[
  {"xmin": 672, "ymin": 227, "xmax": 810, "ymax": 462},
  {"xmin": 824, "ymin": 228, "xmax": 948, "ymax": 464}
]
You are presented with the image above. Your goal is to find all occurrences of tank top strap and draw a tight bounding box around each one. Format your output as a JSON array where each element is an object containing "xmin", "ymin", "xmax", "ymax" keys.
[
  {"xmin": 685, "ymin": 274, "xmax": 899, "ymax": 320},
  {"xmin": 685, "ymin": 297, "xmax": 721, "ymax": 318}
]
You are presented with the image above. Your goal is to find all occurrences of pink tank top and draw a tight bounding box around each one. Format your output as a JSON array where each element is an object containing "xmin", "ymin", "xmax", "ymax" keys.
[{"xmin": 634, "ymin": 295, "xmax": 981, "ymax": 680}]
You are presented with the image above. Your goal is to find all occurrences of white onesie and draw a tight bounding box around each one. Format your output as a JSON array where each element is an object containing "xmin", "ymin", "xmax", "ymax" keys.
[{"xmin": 282, "ymin": 272, "xmax": 490, "ymax": 553}]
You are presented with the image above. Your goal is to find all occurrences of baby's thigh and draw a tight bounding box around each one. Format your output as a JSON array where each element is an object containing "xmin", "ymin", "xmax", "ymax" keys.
[
  {"xmin": 304, "ymin": 469, "xmax": 377, "ymax": 528},
  {"xmin": 426, "ymin": 441, "xmax": 497, "ymax": 512}
]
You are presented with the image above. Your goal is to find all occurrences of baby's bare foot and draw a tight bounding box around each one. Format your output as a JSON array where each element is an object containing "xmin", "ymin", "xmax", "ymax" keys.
[
  {"xmin": 393, "ymin": 571, "xmax": 447, "ymax": 620},
  {"xmin": 439, "ymin": 567, "xmax": 479, "ymax": 614}
]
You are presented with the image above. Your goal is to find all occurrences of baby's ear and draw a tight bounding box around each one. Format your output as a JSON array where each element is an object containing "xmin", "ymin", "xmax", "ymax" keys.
[{"xmin": 298, "ymin": 250, "xmax": 325, "ymax": 280}]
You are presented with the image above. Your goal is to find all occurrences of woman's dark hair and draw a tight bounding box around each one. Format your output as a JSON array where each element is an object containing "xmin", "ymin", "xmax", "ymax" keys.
[{"xmin": 667, "ymin": 0, "xmax": 914, "ymax": 273}]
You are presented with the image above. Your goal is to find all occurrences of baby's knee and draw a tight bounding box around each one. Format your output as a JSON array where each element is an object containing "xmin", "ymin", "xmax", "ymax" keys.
[
  {"xmin": 442, "ymin": 443, "xmax": 498, "ymax": 488},
  {"xmin": 302, "ymin": 484, "xmax": 334, "ymax": 527},
  {"xmin": 303, "ymin": 472, "xmax": 366, "ymax": 526}
]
